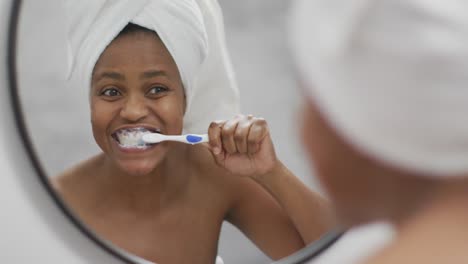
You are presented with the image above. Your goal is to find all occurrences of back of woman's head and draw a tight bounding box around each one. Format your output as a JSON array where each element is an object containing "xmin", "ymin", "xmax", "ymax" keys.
[
  {"xmin": 289, "ymin": 0, "xmax": 468, "ymax": 226},
  {"xmin": 290, "ymin": 0, "xmax": 468, "ymax": 178}
]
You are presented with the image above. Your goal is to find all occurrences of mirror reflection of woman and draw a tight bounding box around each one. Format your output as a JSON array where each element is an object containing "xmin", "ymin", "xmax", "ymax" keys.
[{"xmin": 53, "ymin": 1, "xmax": 332, "ymax": 263}]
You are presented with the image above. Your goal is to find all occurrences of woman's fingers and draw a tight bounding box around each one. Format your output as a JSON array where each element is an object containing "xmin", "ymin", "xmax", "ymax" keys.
[
  {"xmin": 208, "ymin": 115, "xmax": 269, "ymax": 156},
  {"xmin": 221, "ymin": 116, "xmax": 241, "ymax": 154},
  {"xmin": 234, "ymin": 116, "xmax": 252, "ymax": 154},
  {"xmin": 208, "ymin": 120, "xmax": 225, "ymax": 155},
  {"xmin": 247, "ymin": 117, "xmax": 268, "ymax": 154}
]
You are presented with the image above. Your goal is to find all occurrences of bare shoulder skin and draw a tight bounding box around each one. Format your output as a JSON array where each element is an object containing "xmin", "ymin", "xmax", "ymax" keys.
[
  {"xmin": 53, "ymin": 155, "xmax": 105, "ymax": 208},
  {"xmin": 53, "ymin": 144, "xmax": 310, "ymax": 263},
  {"xmin": 54, "ymin": 149, "xmax": 227, "ymax": 264},
  {"xmin": 362, "ymin": 186, "xmax": 468, "ymax": 264},
  {"xmin": 192, "ymin": 145, "xmax": 307, "ymax": 259}
]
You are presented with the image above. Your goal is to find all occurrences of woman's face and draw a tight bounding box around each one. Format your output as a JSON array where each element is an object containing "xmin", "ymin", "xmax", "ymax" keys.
[{"xmin": 90, "ymin": 31, "xmax": 185, "ymax": 176}]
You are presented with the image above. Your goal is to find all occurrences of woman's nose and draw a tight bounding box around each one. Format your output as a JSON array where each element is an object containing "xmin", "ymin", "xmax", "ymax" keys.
[{"xmin": 120, "ymin": 95, "xmax": 149, "ymax": 122}]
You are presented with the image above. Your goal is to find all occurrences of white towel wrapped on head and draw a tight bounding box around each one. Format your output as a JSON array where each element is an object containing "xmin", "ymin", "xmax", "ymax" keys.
[
  {"xmin": 65, "ymin": 0, "xmax": 240, "ymax": 133},
  {"xmin": 289, "ymin": 0, "xmax": 468, "ymax": 177}
]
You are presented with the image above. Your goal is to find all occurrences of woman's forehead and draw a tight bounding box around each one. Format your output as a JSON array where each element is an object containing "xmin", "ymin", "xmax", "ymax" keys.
[{"xmin": 93, "ymin": 33, "xmax": 179, "ymax": 77}]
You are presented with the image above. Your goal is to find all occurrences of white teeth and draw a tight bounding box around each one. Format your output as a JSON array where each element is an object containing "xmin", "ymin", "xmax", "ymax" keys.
[{"xmin": 114, "ymin": 127, "xmax": 154, "ymax": 149}]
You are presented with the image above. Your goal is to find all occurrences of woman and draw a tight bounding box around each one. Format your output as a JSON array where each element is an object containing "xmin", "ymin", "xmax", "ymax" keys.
[
  {"xmin": 54, "ymin": 1, "xmax": 331, "ymax": 263},
  {"xmin": 290, "ymin": 0, "xmax": 468, "ymax": 263}
]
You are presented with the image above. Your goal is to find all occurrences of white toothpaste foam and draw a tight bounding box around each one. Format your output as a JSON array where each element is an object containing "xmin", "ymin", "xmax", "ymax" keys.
[{"xmin": 115, "ymin": 128, "xmax": 153, "ymax": 149}]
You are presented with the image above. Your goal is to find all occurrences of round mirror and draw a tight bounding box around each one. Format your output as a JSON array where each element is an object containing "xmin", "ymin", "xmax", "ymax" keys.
[{"xmin": 15, "ymin": 0, "xmax": 342, "ymax": 263}]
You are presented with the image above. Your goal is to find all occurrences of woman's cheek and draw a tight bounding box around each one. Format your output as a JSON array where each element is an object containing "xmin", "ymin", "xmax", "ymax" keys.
[
  {"xmin": 157, "ymin": 96, "xmax": 185, "ymax": 131},
  {"xmin": 89, "ymin": 100, "xmax": 113, "ymax": 149}
]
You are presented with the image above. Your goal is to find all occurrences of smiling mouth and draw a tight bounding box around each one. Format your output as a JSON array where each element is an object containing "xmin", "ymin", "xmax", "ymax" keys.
[{"xmin": 111, "ymin": 127, "xmax": 160, "ymax": 149}]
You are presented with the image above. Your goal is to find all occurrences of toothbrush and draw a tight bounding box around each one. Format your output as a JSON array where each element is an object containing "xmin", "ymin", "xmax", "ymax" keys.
[{"xmin": 142, "ymin": 133, "xmax": 209, "ymax": 145}]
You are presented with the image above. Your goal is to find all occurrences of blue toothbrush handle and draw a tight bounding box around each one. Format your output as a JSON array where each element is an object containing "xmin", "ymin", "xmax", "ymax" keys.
[{"xmin": 185, "ymin": 134, "xmax": 209, "ymax": 144}]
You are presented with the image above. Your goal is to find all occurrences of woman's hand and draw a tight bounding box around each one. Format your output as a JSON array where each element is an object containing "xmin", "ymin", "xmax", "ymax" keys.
[
  {"xmin": 207, "ymin": 114, "xmax": 279, "ymax": 177},
  {"xmin": 207, "ymin": 115, "xmax": 333, "ymax": 247}
]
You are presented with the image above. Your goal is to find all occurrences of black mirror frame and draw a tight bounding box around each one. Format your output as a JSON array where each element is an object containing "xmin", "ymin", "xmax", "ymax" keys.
[{"xmin": 7, "ymin": 1, "xmax": 344, "ymax": 263}]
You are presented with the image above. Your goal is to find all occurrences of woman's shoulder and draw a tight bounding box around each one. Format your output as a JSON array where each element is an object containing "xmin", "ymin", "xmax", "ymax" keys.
[
  {"xmin": 52, "ymin": 154, "xmax": 105, "ymax": 197},
  {"xmin": 363, "ymin": 199, "xmax": 468, "ymax": 264}
]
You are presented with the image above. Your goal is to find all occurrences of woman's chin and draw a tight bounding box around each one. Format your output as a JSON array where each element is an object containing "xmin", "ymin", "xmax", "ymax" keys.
[{"xmin": 107, "ymin": 142, "xmax": 168, "ymax": 176}]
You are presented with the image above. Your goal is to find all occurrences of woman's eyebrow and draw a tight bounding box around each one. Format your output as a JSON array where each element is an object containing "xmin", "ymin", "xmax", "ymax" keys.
[
  {"xmin": 140, "ymin": 70, "xmax": 169, "ymax": 80},
  {"xmin": 93, "ymin": 71, "xmax": 125, "ymax": 82}
]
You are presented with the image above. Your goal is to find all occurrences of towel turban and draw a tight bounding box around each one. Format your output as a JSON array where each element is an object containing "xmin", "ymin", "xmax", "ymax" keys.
[{"xmin": 289, "ymin": 0, "xmax": 468, "ymax": 177}]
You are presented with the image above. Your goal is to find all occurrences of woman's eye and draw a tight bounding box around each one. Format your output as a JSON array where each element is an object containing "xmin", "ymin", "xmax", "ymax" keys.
[
  {"xmin": 148, "ymin": 86, "xmax": 169, "ymax": 95},
  {"xmin": 101, "ymin": 88, "xmax": 121, "ymax": 97}
]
